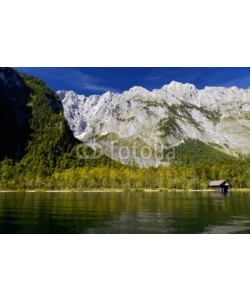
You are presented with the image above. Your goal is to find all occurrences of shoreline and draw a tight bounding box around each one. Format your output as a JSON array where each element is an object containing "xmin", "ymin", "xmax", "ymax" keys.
[{"xmin": 1, "ymin": 188, "xmax": 250, "ymax": 193}]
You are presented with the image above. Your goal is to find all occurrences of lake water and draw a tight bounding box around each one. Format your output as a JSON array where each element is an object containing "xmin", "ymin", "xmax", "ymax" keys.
[{"xmin": 0, "ymin": 191, "xmax": 250, "ymax": 234}]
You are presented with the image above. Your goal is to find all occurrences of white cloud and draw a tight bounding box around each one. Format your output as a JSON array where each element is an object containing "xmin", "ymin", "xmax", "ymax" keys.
[
  {"xmin": 61, "ymin": 69, "xmax": 117, "ymax": 93},
  {"xmin": 16, "ymin": 67, "xmax": 118, "ymax": 94}
]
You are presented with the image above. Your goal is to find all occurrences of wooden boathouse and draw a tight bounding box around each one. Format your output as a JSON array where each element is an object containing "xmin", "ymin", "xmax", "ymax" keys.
[{"xmin": 208, "ymin": 180, "xmax": 231, "ymax": 193}]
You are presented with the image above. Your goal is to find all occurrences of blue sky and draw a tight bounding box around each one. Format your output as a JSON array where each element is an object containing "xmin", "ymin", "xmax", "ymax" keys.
[{"xmin": 15, "ymin": 67, "xmax": 250, "ymax": 95}]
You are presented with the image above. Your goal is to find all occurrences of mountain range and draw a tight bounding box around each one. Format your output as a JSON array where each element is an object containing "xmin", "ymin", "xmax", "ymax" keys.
[{"xmin": 58, "ymin": 82, "xmax": 250, "ymax": 166}]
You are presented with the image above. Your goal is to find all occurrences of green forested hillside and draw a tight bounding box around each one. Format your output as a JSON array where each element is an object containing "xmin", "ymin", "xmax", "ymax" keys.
[
  {"xmin": 0, "ymin": 68, "xmax": 250, "ymax": 190},
  {"xmin": 0, "ymin": 68, "xmax": 118, "ymax": 189},
  {"xmin": 172, "ymin": 138, "xmax": 232, "ymax": 165}
]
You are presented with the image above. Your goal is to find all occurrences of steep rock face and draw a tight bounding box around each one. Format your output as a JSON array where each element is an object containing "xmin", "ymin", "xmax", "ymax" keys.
[
  {"xmin": 0, "ymin": 68, "xmax": 31, "ymax": 159},
  {"xmin": 58, "ymin": 82, "xmax": 250, "ymax": 166}
]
